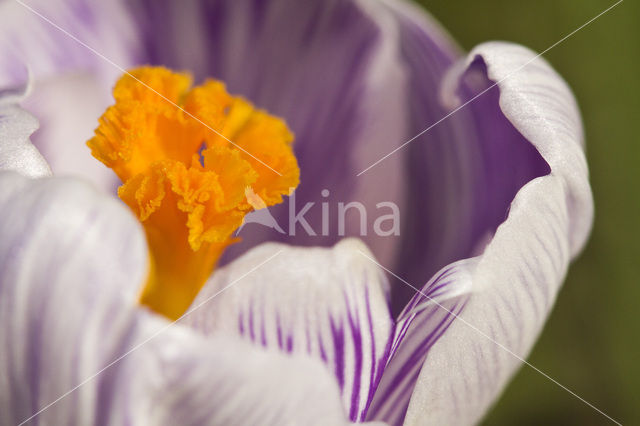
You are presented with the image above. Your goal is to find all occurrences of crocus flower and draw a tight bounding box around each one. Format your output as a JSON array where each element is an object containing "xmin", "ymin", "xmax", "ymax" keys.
[{"xmin": 0, "ymin": 0, "xmax": 593, "ymax": 425}]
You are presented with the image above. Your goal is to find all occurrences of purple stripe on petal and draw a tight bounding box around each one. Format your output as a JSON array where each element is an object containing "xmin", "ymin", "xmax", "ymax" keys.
[
  {"xmin": 331, "ymin": 317, "xmax": 346, "ymax": 392},
  {"xmin": 260, "ymin": 304, "xmax": 268, "ymax": 347},
  {"xmin": 347, "ymin": 315, "xmax": 363, "ymax": 421},
  {"xmin": 248, "ymin": 300, "xmax": 256, "ymax": 342},
  {"xmin": 366, "ymin": 259, "xmax": 475, "ymax": 424},
  {"xmin": 286, "ymin": 333, "xmax": 294, "ymax": 354},
  {"xmin": 364, "ymin": 288, "xmax": 379, "ymax": 416},
  {"xmin": 276, "ymin": 313, "xmax": 284, "ymax": 350}
]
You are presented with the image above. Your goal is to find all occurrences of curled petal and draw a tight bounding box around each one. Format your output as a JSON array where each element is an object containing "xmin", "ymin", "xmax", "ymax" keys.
[
  {"xmin": 378, "ymin": 0, "xmax": 551, "ymax": 311},
  {"xmin": 0, "ymin": 172, "xmax": 352, "ymax": 425},
  {"xmin": 401, "ymin": 42, "xmax": 593, "ymax": 425},
  {"xmin": 185, "ymin": 238, "xmax": 394, "ymax": 422}
]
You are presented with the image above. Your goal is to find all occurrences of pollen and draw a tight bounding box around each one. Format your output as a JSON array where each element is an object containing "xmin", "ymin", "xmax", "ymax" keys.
[{"xmin": 88, "ymin": 66, "xmax": 299, "ymax": 320}]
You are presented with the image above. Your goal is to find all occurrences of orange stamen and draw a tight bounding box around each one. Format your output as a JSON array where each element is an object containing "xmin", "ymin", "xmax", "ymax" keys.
[{"xmin": 88, "ymin": 66, "xmax": 299, "ymax": 320}]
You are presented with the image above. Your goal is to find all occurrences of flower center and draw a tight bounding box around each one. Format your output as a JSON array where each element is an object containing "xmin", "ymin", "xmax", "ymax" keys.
[{"xmin": 87, "ymin": 66, "xmax": 299, "ymax": 320}]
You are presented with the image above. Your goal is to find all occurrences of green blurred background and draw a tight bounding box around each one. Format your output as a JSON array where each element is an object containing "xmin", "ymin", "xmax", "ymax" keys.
[{"xmin": 414, "ymin": 0, "xmax": 639, "ymax": 424}]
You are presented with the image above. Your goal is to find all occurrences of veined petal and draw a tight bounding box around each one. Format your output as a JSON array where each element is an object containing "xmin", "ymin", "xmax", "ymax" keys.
[
  {"xmin": 184, "ymin": 238, "xmax": 394, "ymax": 422},
  {"xmin": 399, "ymin": 42, "xmax": 593, "ymax": 425},
  {"xmin": 377, "ymin": 0, "xmax": 551, "ymax": 312},
  {"xmin": 0, "ymin": 172, "xmax": 352, "ymax": 425},
  {"xmin": 0, "ymin": 84, "xmax": 51, "ymax": 177},
  {"xmin": 366, "ymin": 259, "xmax": 475, "ymax": 424}
]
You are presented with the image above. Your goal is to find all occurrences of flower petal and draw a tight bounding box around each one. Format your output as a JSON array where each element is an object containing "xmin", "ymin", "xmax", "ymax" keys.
[
  {"xmin": 0, "ymin": 172, "xmax": 352, "ymax": 425},
  {"xmin": 0, "ymin": 85, "xmax": 51, "ymax": 177},
  {"xmin": 0, "ymin": 0, "xmax": 141, "ymax": 84},
  {"xmin": 378, "ymin": 1, "xmax": 551, "ymax": 312},
  {"xmin": 184, "ymin": 238, "xmax": 394, "ymax": 422},
  {"xmin": 400, "ymin": 42, "xmax": 593, "ymax": 425},
  {"xmin": 365, "ymin": 259, "xmax": 475, "ymax": 424}
]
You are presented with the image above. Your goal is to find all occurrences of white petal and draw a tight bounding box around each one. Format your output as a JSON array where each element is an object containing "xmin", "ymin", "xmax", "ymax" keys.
[
  {"xmin": 401, "ymin": 42, "xmax": 593, "ymax": 425},
  {"xmin": 0, "ymin": 84, "xmax": 51, "ymax": 177},
  {"xmin": 0, "ymin": 172, "xmax": 351, "ymax": 425},
  {"xmin": 184, "ymin": 238, "xmax": 394, "ymax": 422}
]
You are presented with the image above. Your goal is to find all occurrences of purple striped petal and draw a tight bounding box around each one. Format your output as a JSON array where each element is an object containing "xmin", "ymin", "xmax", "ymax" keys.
[
  {"xmin": 378, "ymin": 0, "xmax": 551, "ymax": 312},
  {"xmin": 0, "ymin": 85, "xmax": 51, "ymax": 177},
  {"xmin": 184, "ymin": 238, "xmax": 394, "ymax": 422},
  {"xmin": 366, "ymin": 259, "xmax": 474, "ymax": 424},
  {"xmin": 0, "ymin": 172, "xmax": 353, "ymax": 425},
  {"xmin": 397, "ymin": 42, "xmax": 592, "ymax": 425}
]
